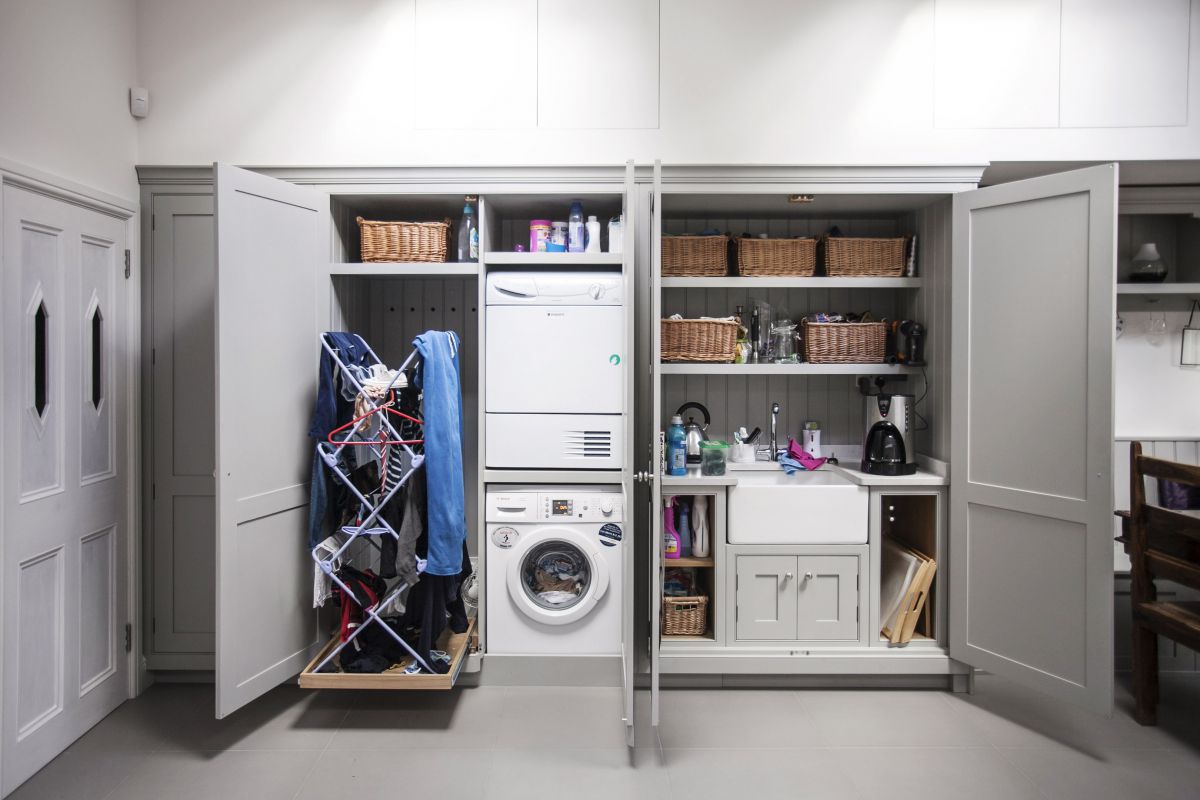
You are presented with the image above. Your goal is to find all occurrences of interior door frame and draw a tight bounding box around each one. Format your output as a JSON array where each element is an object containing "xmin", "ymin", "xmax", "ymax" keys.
[
  {"xmin": 950, "ymin": 163, "xmax": 1117, "ymax": 715},
  {"xmin": 0, "ymin": 157, "xmax": 141, "ymax": 792}
]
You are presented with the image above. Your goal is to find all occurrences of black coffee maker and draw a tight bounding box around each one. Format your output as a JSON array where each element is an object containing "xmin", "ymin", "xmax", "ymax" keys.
[{"xmin": 861, "ymin": 392, "xmax": 917, "ymax": 476}]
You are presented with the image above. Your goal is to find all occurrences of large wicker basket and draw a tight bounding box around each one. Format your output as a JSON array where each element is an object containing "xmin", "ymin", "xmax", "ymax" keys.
[
  {"xmin": 802, "ymin": 320, "xmax": 888, "ymax": 364},
  {"xmin": 661, "ymin": 318, "xmax": 738, "ymax": 362},
  {"xmin": 662, "ymin": 235, "xmax": 728, "ymax": 277},
  {"xmin": 662, "ymin": 596, "xmax": 708, "ymax": 636},
  {"xmin": 357, "ymin": 216, "xmax": 449, "ymax": 263},
  {"xmin": 737, "ymin": 237, "xmax": 817, "ymax": 277},
  {"xmin": 824, "ymin": 237, "xmax": 907, "ymax": 277}
]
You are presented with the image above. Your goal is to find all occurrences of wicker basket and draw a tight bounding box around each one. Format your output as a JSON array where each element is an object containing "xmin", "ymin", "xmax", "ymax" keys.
[
  {"xmin": 824, "ymin": 237, "xmax": 907, "ymax": 277},
  {"xmin": 662, "ymin": 235, "xmax": 728, "ymax": 277},
  {"xmin": 802, "ymin": 320, "xmax": 888, "ymax": 364},
  {"xmin": 357, "ymin": 216, "xmax": 449, "ymax": 263},
  {"xmin": 661, "ymin": 318, "xmax": 738, "ymax": 362},
  {"xmin": 737, "ymin": 237, "xmax": 817, "ymax": 277},
  {"xmin": 662, "ymin": 596, "xmax": 709, "ymax": 636}
]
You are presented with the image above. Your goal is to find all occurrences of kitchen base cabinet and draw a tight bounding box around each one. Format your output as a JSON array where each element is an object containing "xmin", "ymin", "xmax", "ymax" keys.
[{"xmin": 734, "ymin": 552, "xmax": 863, "ymax": 643}]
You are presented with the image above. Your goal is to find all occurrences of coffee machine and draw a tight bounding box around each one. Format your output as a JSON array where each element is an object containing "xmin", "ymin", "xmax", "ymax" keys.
[{"xmin": 861, "ymin": 392, "xmax": 917, "ymax": 476}]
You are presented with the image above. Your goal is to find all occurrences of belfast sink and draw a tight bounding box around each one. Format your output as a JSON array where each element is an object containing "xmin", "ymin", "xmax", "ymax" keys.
[{"xmin": 727, "ymin": 470, "xmax": 868, "ymax": 544}]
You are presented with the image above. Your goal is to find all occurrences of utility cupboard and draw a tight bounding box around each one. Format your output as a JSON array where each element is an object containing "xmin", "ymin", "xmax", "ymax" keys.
[{"xmin": 139, "ymin": 161, "xmax": 1119, "ymax": 737}]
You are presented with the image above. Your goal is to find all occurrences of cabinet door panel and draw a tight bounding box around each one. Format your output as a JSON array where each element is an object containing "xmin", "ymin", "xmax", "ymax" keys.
[
  {"xmin": 795, "ymin": 556, "xmax": 859, "ymax": 641},
  {"xmin": 736, "ymin": 556, "xmax": 797, "ymax": 640}
]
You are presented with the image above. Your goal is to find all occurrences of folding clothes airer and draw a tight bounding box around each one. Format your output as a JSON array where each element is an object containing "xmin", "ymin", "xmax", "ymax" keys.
[{"xmin": 311, "ymin": 332, "xmax": 436, "ymax": 675}]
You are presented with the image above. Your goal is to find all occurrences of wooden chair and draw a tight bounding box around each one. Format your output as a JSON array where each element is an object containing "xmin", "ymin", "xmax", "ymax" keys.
[{"xmin": 1125, "ymin": 441, "xmax": 1200, "ymax": 725}]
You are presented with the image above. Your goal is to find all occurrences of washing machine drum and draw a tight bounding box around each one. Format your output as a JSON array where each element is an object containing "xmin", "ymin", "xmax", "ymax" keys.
[{"xmin": 507, "ymin": 530, "xmax": 609, "ymax": 626}]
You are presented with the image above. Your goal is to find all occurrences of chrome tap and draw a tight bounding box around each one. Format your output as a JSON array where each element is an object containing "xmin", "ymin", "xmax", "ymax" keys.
[{"xmin": 770, "ymin": 402, "xmax": 781, "ymax": 461}]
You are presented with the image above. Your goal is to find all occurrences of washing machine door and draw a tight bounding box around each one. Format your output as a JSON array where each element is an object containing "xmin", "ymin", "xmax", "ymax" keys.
[{"xmin": 507, "ymin": 528, "xmax": 610, "ymax": 626}]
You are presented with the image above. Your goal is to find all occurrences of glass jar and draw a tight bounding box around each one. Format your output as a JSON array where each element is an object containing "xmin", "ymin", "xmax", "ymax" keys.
[
  {"xmin": 1130, "ymin": 242, "xmax": 1168, "ymax": 283},
  {"xmin": 700, "ymin": 440, "xmax": 729, "ymax": 476}
]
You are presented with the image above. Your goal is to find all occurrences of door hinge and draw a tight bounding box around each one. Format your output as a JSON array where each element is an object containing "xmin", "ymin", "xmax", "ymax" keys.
[
  {"xmin": 124, "ymin": 623, "xmax": 132, "ymax": 652},
  {"xmin": 124, "ymin": 249, "xmax": 131, "ymax": 279}
]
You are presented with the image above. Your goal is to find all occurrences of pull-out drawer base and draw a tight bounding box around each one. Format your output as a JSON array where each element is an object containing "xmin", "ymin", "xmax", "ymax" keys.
[{"xmin": 299, "ymin": 616, "xmax": 476, "ymax": 690}]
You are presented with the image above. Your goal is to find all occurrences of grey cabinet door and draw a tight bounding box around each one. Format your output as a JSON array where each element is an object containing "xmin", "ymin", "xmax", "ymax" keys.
[
  {"xmin": 649, "ymin": 160, "xmax": 663, "ymax": 727},
  {"xmin": 736, "ymin": 556, "xmax": 798, "ymax": 640},
  {"xmin": 213, "ymin": 165, "xmax": 325, "ymax": 718},
  {"xmin": 795, "ymin": 555, "xmax": 859, "ymax": 641},
  {"xmin": 951, "ymin": 164, "xmax": 1116, "ymax": 715},
  {"xmin": 620, "ymin": 160, "xmax": 637, "ymax": 746}
]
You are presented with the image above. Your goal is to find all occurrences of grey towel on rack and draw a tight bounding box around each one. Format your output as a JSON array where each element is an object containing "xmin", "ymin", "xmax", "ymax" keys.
[{"xmin": 394, "ymin": 463, "xmax": 427, "ymax": 588}]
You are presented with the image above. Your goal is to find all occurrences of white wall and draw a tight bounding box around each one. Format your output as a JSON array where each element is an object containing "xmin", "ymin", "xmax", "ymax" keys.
[
  {"xmin": 0, "ymin": 0, "xmax": 140, "ymax": 199},
  {"xmin": 135, "ymin": 0, "xmax": 1200, "ymax": 167},
  {"xmin": 1116, "ymin": 310, "xmax": 1200, "ymax": 439}
]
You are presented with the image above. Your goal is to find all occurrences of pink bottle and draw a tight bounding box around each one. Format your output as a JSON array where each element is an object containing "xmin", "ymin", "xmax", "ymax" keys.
[{"xmin": 663, "ymin": 497, "xmax": 681, "ymax": 559}]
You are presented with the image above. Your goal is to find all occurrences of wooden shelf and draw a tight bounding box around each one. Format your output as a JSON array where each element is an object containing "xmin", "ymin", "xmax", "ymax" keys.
[
  {"xmin": 328, "ymin": 262, "xmax": 480, "ymax": 277},
  {"xmin": 298, "ymin": 617, "xmax": 475, "ymax": 690},
  {"xmin": 1117, "ymin": 283, "xmax": 1200, "ymax": 296},
  {"xmin": 668, "ymin": 556, "xmax": 714, "ymax": 567},
  {"xmin": 660, "ymin": 363, "xmax": 920, "ymax": 376},
  {"xmin": 484, "ymin": 252, "xmax": 622, "ymax": 266},
  {"xmin": 661, "ymin": 628, "xmax": 715, "ymax": 642},
  {"xmin": 662, "ymin": 276, "xmax": 921, "ymax": 289}
]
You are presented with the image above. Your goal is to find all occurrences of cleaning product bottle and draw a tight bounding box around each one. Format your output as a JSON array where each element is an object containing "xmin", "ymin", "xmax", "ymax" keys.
[
  {"xmin": 678, "ymin": 498, "xmax": 692, "ymax": 558},
  {"xmin": 585, "ymin": 215, "xmax": 601, "ymax": 253},
  {"xmin": 663, "ymin": 498, "xmax": 681, "ymax": 559},
  {"xmin": 667, "ymin": 415, "xmax": 688, "ymax": 476},
  {"xmin": 456, "ymin": 197, "xmax": 478, "ymax": 262},
  {"xmin": 568, "ymin": 200, "xmax": 585, "ymax": 253},
  {"xmin": 692, "ymin": 495, "xmax": 710, "ymax": 558}
]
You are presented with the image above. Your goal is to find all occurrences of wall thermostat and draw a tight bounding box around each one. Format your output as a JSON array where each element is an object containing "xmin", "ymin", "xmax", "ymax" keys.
[{"xmin": 129, "ymin": 87, "xmax": 149, "ymax": 119}]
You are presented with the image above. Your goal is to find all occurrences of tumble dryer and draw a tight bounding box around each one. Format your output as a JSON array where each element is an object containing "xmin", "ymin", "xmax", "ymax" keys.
[
  {"xmin": 485, "ymin": 486, "xmax": 624, "ymax": 655},
  {"xmin": 485, "ymin": 272, "xmax": 624, "ymax": 469}
]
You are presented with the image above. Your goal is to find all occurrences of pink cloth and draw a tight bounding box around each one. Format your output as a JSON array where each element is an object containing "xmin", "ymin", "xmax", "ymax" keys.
[{"xmin": 787, "ymin": 438, "xmax": 828, "ymax": 470}]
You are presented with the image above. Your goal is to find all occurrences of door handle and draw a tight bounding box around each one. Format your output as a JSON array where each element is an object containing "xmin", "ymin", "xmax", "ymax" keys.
[
  {"xmin": 783, "ymin": 572, "xmax": 794, "ymax": 582},
  {"xmin": 804, "ymin": 572, "xmax": 814, "ymax": 580}
]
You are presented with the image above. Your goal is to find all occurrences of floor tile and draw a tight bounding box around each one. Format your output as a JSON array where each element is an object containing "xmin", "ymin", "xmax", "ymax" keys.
[
  {"xmin": 327, "ymin": 686, "xmax": 506, "ymax": 749},
  {"xmin": 797, "ymin": 688, "xmax": 985, "ymax": 747},
  {"xmin": 999, "ymin": 746, "xmax": 1200, "ymax": 800},
  {"xmin": 297, "ymin": 749, "xmax": 494, "ymax": 800},
  {"xmin": 6, "ymin": 747, "xmax": 146, "ymax": 800},
  {"xmin": 496, "ymin": 687, "xmax": 635, "ymax": 749},
  {"xmin": 662, "ymin": 748, "xmax": 860, "ymax": 800},
  {"xmin": 106, "ymin": 750, "xmax": 319, "ymax": 800},
  {"xmin": 655, "ymin": 689, "xmax": 824, "ymax": 748},
  {"xmin": 485, "ymin": 748, "xmax": 669, "ymax": 800},
  {"xmin": 828, "ymin": 746, "xmax": 1043, "ymax": 800}
]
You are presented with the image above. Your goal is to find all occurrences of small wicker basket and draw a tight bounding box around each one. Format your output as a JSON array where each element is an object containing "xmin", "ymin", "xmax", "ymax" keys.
[
  {"xmin": 802, "ymin": 320, "xmax": 888, "ymax": 364},
  {"xmin": 737, "ymin": 237, "xmax": 817, "ymax": 277},
  {"xmin": 662, "ymin": 235, "xmax": 728, "ymax": 277},
  {"xmin": 357, "ymin": 216, "xmax": 449, "ymax": 263},
  {"xmin": 824, "ymin": 237, "xmax": 907, "ymax": 277},
  {"xmin": 662, "ymin": 596, "xmax": 708, "ymax": 636},
  {"xmin": 660, "ymin": 318, "xmax": 738, "ymax": 362}
]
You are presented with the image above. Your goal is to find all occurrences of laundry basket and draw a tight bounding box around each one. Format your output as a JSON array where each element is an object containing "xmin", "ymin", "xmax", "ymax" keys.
[
  {"xmin": 662, "ymin": 235, "xmax": 728, "ymax": 277},
  {"xmin": 357, "ymin": 217, "xmax": 449, "ymax": 263},
  {"xmin": 802, "ymin": 320, "xmax": 888, "ymax": 363},
  {"xmin": 736, "ymin": 237, "xmax": 817, "ymax": 277},
  {"xmin": 660, "ymin": 318, "xmax": 738, "ymax": 362},
  {"xmin": 662, "ymin": 595, "xmax": 708, "ymax": 636},
  {"xmin": 823, "ymin": 237, "xmax": 907, "ymax": 277}
]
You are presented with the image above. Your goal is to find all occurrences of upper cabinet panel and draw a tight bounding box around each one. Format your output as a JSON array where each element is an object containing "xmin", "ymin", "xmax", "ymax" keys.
[
  {"xmin": 1059, "ymin": 0, "xmax": 1191, "ymax": 128},
  {"xmin": 934, "ymin": 0, "xmax": 1061, "ymax": 128},
  {"xmin": 537, "ymin": 0, "xmax": 660, "ymax": 129},
  {"xmin": 414, "ymin": 0, "xmax": 537, "ymax": 129}
]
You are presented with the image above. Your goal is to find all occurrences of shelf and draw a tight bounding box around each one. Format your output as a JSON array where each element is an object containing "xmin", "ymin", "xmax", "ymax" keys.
[
  {"xmin": 484, "ymin": 252, "xmax": 623, "ymax": 266},
  {"xmin": 660, "ymin": 363, "xmax": 920, "ymax": 376},
  {"xmin": 327, "ymin": 262, "xmax": 480, "ymax": 277},
  {"xmin": 661, "ymin": 629, "xmax": 715, "ymax": 642},
  {"xmin": 662, "ymin": 276, "xmax": 921, "ymax": 289},
  {"xmin": 298, "ymin": 617, "xmax": 475, "ymax": 690},
  {"xmin": 662, "ymin": 472, "xmax": 738, "ymax": 487},
  {"xmin": 668, "ymin": 556, "xmax": 714, "ymax": 568},
  {"xmin": 1117, "ymin": 283, "xmax": 1200, "ymax": 296},
  {"xmin": 482, "ymin": 468, "xmax": 623, "ymax": 485}
]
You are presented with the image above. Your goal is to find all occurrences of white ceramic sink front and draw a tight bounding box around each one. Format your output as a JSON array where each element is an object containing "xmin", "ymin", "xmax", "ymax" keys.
[{"xmin": 727, "ymin": 469, "xmax": 868, "ymax": 544}]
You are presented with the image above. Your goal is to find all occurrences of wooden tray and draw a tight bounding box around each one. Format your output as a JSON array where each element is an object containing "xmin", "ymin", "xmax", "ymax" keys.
[
  {"xmin": 880, "ymin": 541, "xmax": 936, "ymax": 645},
  {"xmin": 298, "ymin": 616, "xmax": 476, "ymax": 690}
]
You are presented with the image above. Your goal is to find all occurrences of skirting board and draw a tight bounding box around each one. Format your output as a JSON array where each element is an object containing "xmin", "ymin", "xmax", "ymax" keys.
[{"xmin": 466, "ymin": 654, "xmax": 623, "ymax": 687}]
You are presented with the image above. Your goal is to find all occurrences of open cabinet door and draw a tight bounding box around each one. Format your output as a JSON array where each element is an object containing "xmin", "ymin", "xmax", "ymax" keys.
[
  {"xmin": 213, "ymin": 165, "xmax": 326, "ymax": 718},
  {"xmin": 621, "ymin": 160, "xmax": 638, "ymax": 746},
  {"xmin": 649, "ymin": 161, "xmax": 663, "ymax": 728},
  {"xmin": 950, "ymin": 164, "xmax": 1116, "ymax": 715}
]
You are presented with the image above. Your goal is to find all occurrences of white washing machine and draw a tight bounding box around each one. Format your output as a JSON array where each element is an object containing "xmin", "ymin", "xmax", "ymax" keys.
[
  {"xmin": 485, "ymin": 272, "xmax": 624, "ymax": 469},
  {"xmin": 485, "ymin": 486, "xmax": 624, "ymax": 655}
]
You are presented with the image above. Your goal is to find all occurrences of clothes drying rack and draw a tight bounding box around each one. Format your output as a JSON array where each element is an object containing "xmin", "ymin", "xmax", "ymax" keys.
[{"xmin": 311, "ymin": 332, "xmax": 435, "ymax": 675}]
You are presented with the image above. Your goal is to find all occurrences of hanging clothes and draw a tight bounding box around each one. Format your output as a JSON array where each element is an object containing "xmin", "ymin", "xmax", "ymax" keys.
[{"xmin": 412, "ymin": 331, "xmax": 467, "ymax": 576}]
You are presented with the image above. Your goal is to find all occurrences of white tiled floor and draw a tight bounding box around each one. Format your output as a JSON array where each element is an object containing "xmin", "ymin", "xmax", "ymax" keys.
[{"xmin": 10, "ymin": 672, "xmax": 1200, "ymax": 800}]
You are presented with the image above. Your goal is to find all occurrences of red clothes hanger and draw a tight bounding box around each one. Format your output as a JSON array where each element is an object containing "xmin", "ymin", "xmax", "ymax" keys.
[{"xmin": 327, "ymin": 396, "xmax": 424, "ymax": 446}]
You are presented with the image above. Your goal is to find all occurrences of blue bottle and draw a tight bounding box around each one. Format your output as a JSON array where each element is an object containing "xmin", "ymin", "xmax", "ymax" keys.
[
  {"xmin": 667, "ymin": 415, "xmax": 688, "ymax": 476},
  {"xmin": 678, "ymin": 498, "xmax": 692, "ymax": 558}
]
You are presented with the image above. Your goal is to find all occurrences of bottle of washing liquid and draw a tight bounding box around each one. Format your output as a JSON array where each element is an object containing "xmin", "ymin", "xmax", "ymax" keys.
[
  {"xmin": 667, "ymin": 415, "xmax": 688, "ymax": 476},
  {"xmin": 585, "ymin": 215, "xmax": 601, "ymax": 253},
  {"xmin": 692, "ymin": 495, "xmax": 710, "ymax": 558},
  {"xmin": 663, "ymin": 498, "xmax": 681, "ymax": 559},
  {"xmin": 456, "ymin": 198, "xmax": 478, "ymax": 262},
  {"xmin": 568, "ymin": 200, "xmax": 585, "ymax": 253},
  {"xmin": 678, "ymin": 498, "xmax": 692, "ymax": 558}
]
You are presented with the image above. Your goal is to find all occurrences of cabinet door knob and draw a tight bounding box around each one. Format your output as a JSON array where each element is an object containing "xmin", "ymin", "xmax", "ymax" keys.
[
  {"xmin": 804, "ymin": 572, "xmax": 814, "ymax": 580},
  {"xmin": 784, "ymin": 572, "xmax": 794, "ymax": 581}
]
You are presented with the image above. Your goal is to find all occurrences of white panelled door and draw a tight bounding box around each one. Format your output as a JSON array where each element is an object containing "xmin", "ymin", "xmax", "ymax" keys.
[{"xmin": 2, "ymin": 184, "xmax": 129, "ymax": 794}]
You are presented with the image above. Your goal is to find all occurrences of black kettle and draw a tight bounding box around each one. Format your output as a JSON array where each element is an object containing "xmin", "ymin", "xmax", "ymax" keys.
[
  {"xmin": 676, "ymin": 402, "xmax": 710, "ymax": 464},
  {"xmin": 861, "ymin": 420, "xmax": 914, "ymax": 476}
]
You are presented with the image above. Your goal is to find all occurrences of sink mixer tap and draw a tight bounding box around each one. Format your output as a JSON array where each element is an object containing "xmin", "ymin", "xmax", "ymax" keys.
[{"xmin": 770, "ymin": 402, "xmax": 781, "ymax": 461}]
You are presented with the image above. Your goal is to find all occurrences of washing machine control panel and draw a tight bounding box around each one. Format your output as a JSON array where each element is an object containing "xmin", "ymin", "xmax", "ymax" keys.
[{"xmin": 537, "ymin": 492, "xmax": 623, "ymax": 522}]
